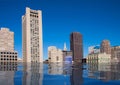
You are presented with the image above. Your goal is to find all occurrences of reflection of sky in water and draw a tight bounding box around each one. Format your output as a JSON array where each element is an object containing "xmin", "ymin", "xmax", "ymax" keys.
[{"xmin": 0, "ymin": 63, "xmax": 120, "ymax": 85}]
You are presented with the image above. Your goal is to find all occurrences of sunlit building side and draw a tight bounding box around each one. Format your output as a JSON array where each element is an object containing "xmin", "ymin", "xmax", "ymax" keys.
[
  {"xmin": 22, "ymin": 7, "xmax": 43, "ymax": 62},
  {"xmin": 0, "ymin": 28, "xmax": 17, "ymax": 63},
  {"xmin": 48, "ymin": 46, "xmax": 63, "ymax": 63}
]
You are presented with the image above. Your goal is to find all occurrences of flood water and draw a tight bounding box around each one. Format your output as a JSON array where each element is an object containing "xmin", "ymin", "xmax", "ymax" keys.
[{"xmin": 0, "ymin": 62, "xmax": 120, "ymax": 85}]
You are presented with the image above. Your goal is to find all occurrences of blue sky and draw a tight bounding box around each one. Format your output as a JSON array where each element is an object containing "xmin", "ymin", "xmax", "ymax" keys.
[{"xmin": 0, "ymin": 0, "xmax": 120, "ymax": 60}]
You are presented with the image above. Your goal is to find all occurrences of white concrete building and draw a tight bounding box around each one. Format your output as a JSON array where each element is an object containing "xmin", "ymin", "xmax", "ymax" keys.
[
  {"xmin": 22, "ymin": 7, "xmax": 43, "ymax": 62},
  {"xmin": 48, "ymin": 46, "xmax": 63, "ymax": 63},
  {"xmin": 0, "ymin": 28, "xmax": 17, "ymax": 62},
  {"xmin": 0, "ymin": 28, "xmax": 14, "ymax": 51}
]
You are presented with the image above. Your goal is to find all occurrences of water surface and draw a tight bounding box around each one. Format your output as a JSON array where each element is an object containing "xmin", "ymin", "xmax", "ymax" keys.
[{"xmin": 0, "ymin": 62, "xmax": 120, "ymax": 85}]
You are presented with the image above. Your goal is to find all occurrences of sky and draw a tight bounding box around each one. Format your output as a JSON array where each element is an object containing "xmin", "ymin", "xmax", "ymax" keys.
[{"xmin": 0, "ymin": 0, "xmax": 120, "ymax": 60}]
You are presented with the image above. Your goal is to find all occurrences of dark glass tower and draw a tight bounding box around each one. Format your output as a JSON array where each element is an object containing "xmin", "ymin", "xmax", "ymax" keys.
[{"xmin": 70, "ymin": 32, "xmax": 83, "ymax": 62}]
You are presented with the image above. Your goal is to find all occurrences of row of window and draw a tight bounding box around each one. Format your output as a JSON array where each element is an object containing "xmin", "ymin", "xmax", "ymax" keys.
[
  {"xmin": 0, "ymin": 68, "xmax": 17, "ymax": 71},
  {"xmin": 0, "ymin": 56, "xmax": 17, "ymax": 58},
  {"xmin": 0, "ymin": 58, "xmax": 17, "ymax": 60},
  {"xmin": 0, "ymin": 52, "xmax": 17, "ymax": 54},
  {"xmin": 30, "ymin": 14, "xmax": 38, "ymax": 18}
]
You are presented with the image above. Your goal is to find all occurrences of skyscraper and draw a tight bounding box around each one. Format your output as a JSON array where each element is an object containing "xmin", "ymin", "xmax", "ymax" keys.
[
  {"xmin": 22, "ymin": 7, "xmax": 43, "ymax": 62},
  {"xmin": 100, "ymin": 40, "xmax": 111, "ymax": 54},
  {"xmin": 70, "ymin": 32, "xmax": 83, "ymax": 62}
]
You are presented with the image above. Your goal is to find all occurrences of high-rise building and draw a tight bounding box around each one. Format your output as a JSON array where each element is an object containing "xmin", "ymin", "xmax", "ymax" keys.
[
  {"xmin": 22, "ymin": 7, "xmax": 43, "ymax": 62},
  {"xmin": 70, "ymin": 32, "xmax": 83, "ymax": 62},
  {"xmin": 100, "ymin": 40, "xmax": 111, "ymax": 54},
  {"xmin": 0, "ymin": 28, "xmax": 17, "ymax": 62},
  {"xmin": 48, "ymin": 46, "xmax": 63, "ymax": 63}
]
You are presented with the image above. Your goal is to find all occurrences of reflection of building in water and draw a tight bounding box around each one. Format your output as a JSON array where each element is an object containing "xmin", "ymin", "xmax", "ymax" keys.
[
  {"xmin": 70, "ymin": 63, "xmax": 83, "ymax": 85},
  {"xmin": 48, "ymin": 63, "xmax": 64, "ymax": 75},
  {"xmin": 0, "ymin": 62, "xmax": 17, "ymax": 71},
  {"xmin": 22, "ymin": 63, "xmax": 43, "ymax": 85},
  {"xmin": 0, "ymin": 62, "xmax": 17, "ymax": 85},
  {"xmin": 0, "ymin": 71, "xmax": 14, "ymax": 85},
  {"xmin": 111, "ymin": 46, "xmax": 120, "ymax": 62},
  {"xmin": 44, "ymin": 63, "xmax": 71, "ymax": 85},
  {"xmin": 88, "ymin": 62, "xmax": 120, "ymax": 81}
]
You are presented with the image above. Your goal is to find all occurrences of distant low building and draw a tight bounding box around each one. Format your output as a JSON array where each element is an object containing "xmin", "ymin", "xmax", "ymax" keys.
[
  {"xmin": 111, "ymin": 46, "xmax": 120, "ymax": 62},
  {"xmin": 100, "ymin": 40, "xmax": 111, "ymax": 54},
  {"xmin": 87, "ymin": 53, "xmax": 111, "ymax": 64},
  {"xmin": 62, "ymin": 51, "xmax": 72, "ymax": 63},
  {"xmin": 17, "ymin": 58, "xmax": 23, "ymax": 62},
  {"xmin": 88, "ymin": 45, "xmax": 100, "ymax": 54},
  {"xmin": 48, "ymin": 46, "xmax": 63, "ymax": 63}
]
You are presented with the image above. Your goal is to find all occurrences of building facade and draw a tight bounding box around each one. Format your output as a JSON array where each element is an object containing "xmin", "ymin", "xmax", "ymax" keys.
[
  {"xmin": 111, "ymin": 46, "xmax": 120, "ymax": 62},
  {"xmin": 0, "ymin": 28, "xmax": 14, "ymax": 51},
  {"xmin": 62, "ymin": 51, "xmax": 72, "ymax": 63},
  {"xmin": 0, "ymin": 28, "xmax": 17, "ymax": 62},
  {"xmin": 70, "ymin": 32, "xmax": 83, "ymax": 62},
  {"xmin": 100, "ymin": 40, "xmax": 111, "ymax": 54},
  {"xmin": 48, "ymin": 46, "xmax": 63, "ymax": 63},
  {"xmin": 22, "ymin": 7, "xmax": 43, "ymax": 62},
  {"xmin": 87, "ymin": 53, "xmax": 111, "ymax": 64}
]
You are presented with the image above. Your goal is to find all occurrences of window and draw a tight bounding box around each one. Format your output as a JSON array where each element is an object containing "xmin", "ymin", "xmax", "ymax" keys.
[{"xmin": 56, "ymin": 56, "xmax": 59, "ymax": 61}]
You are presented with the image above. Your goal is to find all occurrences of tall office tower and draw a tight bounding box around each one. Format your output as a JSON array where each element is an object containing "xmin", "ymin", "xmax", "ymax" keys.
[
  {"xmin": 22, "ymin": 7, "xmax": 43, "ymax": 62},
  {"xmin": 70, "ymin": 32, "xmax": 83, "ymax": 62},
  {"xmin": 0, "ymin": 28, "xmax": 17, "ymax": 62},
  {"xmin": 100, "ymin": 40, "xmax": 111, "ymax": 54}
]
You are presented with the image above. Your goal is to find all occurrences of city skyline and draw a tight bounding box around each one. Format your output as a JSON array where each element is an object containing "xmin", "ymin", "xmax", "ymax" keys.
[{"xmin": 0, "ymin": 0, "xmax": 120, "ymax": 60}]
